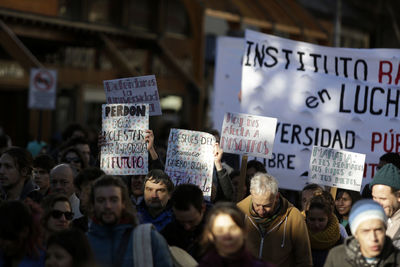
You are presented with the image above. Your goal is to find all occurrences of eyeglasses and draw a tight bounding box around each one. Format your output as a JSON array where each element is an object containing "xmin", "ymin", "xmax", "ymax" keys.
[
  {"xmin": 50, "ymin": 210, "xmax": 74, "ymax": 220},
  {"xmin": 64, "ymin": 157, "xmax": 81, "ymax": 164}
]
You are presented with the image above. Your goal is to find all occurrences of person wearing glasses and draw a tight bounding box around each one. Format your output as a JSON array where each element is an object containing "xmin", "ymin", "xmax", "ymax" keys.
[
  {"xmin": 41, "ymin": 194, "xmax": 74, "ymax": 242},
  {"xmin": 50, "ymin": 164, "xmax": 83, "ymax": 219},
  {"xmin": 60, "ymin": 146, "xmax": 88, "ymax": 176}
]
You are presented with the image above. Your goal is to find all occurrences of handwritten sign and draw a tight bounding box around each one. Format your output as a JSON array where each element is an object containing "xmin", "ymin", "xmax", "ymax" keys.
[
  {"xmin": 165, "ymin": 129, "xmax": 216, "ymax": 199},
  {"xmin": 309, "ymin": 146, "xmax": 366, "ymax": 191},
  {"xmin": 100, "ymin": 104, "xmax": 149, "ymax": 175},
  {"xmin": 103, "ymin": 75, "xmax": 162, "ymax": 116},
  {"xmin": 220, "ymin": 112, "xmax": 277, "ymax": 158}
]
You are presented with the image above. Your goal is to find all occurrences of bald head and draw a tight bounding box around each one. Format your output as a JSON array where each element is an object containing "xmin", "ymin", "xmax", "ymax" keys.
[{"xmin": 50, "ymin": 164, "xmax": 75, "ymax": 197}]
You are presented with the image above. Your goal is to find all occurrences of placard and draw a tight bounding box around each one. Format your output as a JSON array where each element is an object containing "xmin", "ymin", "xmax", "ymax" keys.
[
  {"xmin": 28, "ymin": 68, "xmax": 57, "ymax": 110},
  {"xmin": 309, "ymin": 146, "xmax": 365, "ymax": 191},
  {"xmin": 100, "ymin": 104, "xmax": 149, "ymax": 175},
  {"xmin": 220, "ymin": 112, "xmax": 277, "ymax": 158},
  {"xmin": 103, "ymin": 75, "xmax": 162, "ymax": 116},
  {"xmin": 165, "ymin": 129, "xmax": 216, "ymax": 199},
  {"xmin": 241, "ymin": 29, "xmax": 400, "ymax": 191}
]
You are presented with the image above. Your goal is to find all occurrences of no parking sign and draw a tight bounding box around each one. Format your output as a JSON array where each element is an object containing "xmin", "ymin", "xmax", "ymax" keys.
[{"xmin": 28, "ymin": 68, "xmax": 57, "ymax": 110}]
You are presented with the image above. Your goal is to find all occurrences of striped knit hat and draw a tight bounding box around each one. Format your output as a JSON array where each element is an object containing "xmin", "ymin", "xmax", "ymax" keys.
[{"xmin": 349, "ymin": 199, "xmax": 387, "ymax": 235}]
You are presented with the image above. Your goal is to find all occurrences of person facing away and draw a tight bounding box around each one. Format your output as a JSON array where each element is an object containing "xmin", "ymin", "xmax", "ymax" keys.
[
  {"xmin": 86, "ymin": 175, "xmax": 173, "ymax": 267},
  {"xmin": 237, "ymin": 172, "xmax": 312, "ymax": 267},
  {"xmin": 136, "ymin": 169, "xmax": 174, "ymax": 231},
  {"xmin": 324, "ymin": 199, "xmax": 400, "ymax": 266},
  {"xmin": 161, "ymin": 183, "xmax": 211, "ymax": 260},
  {"xmin": 370, "ymin": 163, "xmax": 400, "ymax": 248}
]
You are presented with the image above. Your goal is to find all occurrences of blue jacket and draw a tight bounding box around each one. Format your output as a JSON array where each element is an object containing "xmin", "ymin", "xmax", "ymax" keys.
[
  {"xmin": 0, "ymin": 249, "xmax": 45, "ymax": 267},
  {"xmin": 87, "ymin": 222, "xmax": 173, "ymax": 267},
  {"xmin": 136, "ymin": 202, "xmax": 173, "ymax": 232}
]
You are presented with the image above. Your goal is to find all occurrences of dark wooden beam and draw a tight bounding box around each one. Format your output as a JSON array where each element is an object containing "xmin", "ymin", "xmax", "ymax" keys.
[{"xmin": 0, "ymin": 20, "xmax": 43, "ymax": 72}]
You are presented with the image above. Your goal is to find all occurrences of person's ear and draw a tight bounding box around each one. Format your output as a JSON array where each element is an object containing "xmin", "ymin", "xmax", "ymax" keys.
[{"xmin": 207, "ymin": 232, "xmax": 214, "ymax": 242}]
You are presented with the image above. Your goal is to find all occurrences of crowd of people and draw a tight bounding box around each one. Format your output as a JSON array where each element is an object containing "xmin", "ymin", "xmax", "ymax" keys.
[{"xmin": 1, "ymin": 123, "xmax": 400, "ymax": 267}]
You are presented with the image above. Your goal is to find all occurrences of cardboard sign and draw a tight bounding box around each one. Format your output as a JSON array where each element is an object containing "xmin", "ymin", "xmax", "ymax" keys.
[
  {"xmin": 165, "ymin": 129, "xmax": 216, "ymax": 199},
  {"xmin": 28, "ymin": 68, "xmax": 57, "ymax": 110},
  {"xmin": 103, "ymin": 75, "xmax": 162, "ymax": 116},
  {"xmin": 100, "ymin": 104, "xmax": 149, "ymax": 175},
  {"xmin": 240, "ymin": 29, "xmax": 400, "ymax": 191},
  {"xmin": 220, "ymin": 112, "xmax": 277, "ymax": 158},
  {"xmin": 309, "ymin": 146, "xmax": 365, "ymax": 191}
]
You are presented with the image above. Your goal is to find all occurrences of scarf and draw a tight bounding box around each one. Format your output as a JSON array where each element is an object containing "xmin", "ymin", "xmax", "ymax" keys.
[
  {"xmin": 308, "ymin": 214, "xmax": 340, "ymax": 250},
  {"xmin": 249, "ymin": 198, "xmax": 281, "ymax": 235}
]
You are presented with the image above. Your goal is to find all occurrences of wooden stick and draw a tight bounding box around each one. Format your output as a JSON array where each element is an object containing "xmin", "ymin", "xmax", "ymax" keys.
[
  {"xmin": 237, "ymin": 155, "xmax": 248, "ymax": 202},
  {"xmin": 330, "ymin": 186, "xmax": 337, "ymax": 200}
]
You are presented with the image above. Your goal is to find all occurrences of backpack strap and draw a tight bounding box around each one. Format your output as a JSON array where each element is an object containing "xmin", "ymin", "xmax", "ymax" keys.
[{"xmin": 133, "ymin": 223, "xmax": 154, "ymax": 267}]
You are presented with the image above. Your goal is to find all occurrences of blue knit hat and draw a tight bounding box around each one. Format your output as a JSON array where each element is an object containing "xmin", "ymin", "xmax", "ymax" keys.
[
  {"xmin": 370, "ymin": 163, "xmax": 400, "ymax": 190},
  {"xmin": 349, "ymin": 199, "xmax": 387, "ymax": 235}
]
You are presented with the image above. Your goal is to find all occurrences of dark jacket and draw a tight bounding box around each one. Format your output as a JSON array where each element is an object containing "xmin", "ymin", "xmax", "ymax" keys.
[
  {"xmin": 324, "ymin": 236, "xmax": 400, "ymax": 267},
  {"xmin": 136, "ymin": 201, "xmax": 173, "ymax": 232}
]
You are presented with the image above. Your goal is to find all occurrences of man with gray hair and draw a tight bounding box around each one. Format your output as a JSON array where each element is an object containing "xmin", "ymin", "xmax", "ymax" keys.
[{"xmin": 237, "ymin": 172, "xmax": 312, "ymax": 267}]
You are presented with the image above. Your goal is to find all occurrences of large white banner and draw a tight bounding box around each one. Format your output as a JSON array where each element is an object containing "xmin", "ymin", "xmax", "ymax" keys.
[
  {"xmin": 211, "ymin": 37, "xmax": 243, "ymax": 132},
  {"xmin": 241, "ymin": 29, "xmax": 400, "ymax": 191}
]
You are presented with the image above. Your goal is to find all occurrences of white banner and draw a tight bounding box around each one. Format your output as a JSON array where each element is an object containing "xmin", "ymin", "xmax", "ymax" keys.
[
  {"xmin": 309, "ymin": 146, "xmax": 365, "ymax": 191},
  {"xmin": 211, "ymin": 37, "xmax": 243, "ymax": 132},
  {"xmin": 220, "ymin": 112, "xmax": 277, "ymax": 158},
  {"xmin": 101, "ymin": 104, "xmax": 149, "ymax": 175},
  {"xmin": 165, "ymin": 129, "xmax": 216, "ymax": 199},
  {"xmin": 241, "ymin": 29, "xmax": 400, "ymax": 191},
  {"xmin": 104, "ymin": 75, "xmax": 162, "ymax": 116}
]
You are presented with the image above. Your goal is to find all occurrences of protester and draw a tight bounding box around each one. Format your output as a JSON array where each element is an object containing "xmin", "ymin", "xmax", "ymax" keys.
[
  {"xmin": 324, "ymin": 199, "xmax": 400, "ymax": 266},
  {"xmin": 237, "ymin": 172, "xmax": 312, "ymax": 266},
  {"xmin": 229, "ymin": 170, "xmax": 242, "ymax": 201},
  {"xmin": 87, "ymin": 175, "xmax": 173, "ymax": 266},
  {"xmin": 46, "ymin": 228, "xmax": 96, "ymax": 267},
  {"xmin": 301, "ymin": 183, "xmax": 348, "ymax": 239},
  {"xmin": 370, "ymin": 163, "xmax": 400, "ymax": 248},
  {"xmin": 300, "ymin": 183, "xmax": 323, "ymax": 212},
  {"xmin": 361, "ymin": 152, "xmax": 400, "ymax": 198},
  {"xmin": 335, "ymin": 189, "xmax": 361, "ymax": 235},
  {"xmin": 213, "ymin": 142, "xmax": 234, "ymax": 202},
  {"xmin": 33, "ymin": 154, "xmax": 55, "ymax": 197},
  {"xmin": 0, "ymin": 201, "xmax": 45, "ymax": 266},
  {"xmin": 136, "ymin": 169, "xmax": 174, "ymax": 231},
  {"xmin": 50, "ymin": 164, "xmax": 83, "ymax": 219},
  {"xmin": 245, "ymin": 160, "xmax": 267, "ymax": 197},
  {"xmin": 0, "ymin": 147, "xmax": 41, "ymax": 202},
  {"xmin": 127, "ymin": 174, "xmax": 145, "ymax": 207},
  {"xmin": 72, "ymin": 167, "xmax": 105, "ymax": 232},
  {"xmin": 41, "ymin": 194, "xmax": 73, "ymax": 242},
  {"xmin": 198, "ymin": 202, "xmax": 274, "ymax": 267},
  {"xmin": 306, "ymin": 192, "xmax": 342, "ymax": 267},
  {"xmin": 162, "ymin": 183, "xmax": 211, "ymax": 260},
  {"xmin": 59, "ymin": 146, "xmax": 88, "ymax": 175}
]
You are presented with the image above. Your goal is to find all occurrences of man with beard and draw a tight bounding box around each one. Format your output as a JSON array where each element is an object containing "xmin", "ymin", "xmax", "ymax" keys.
[
  {"xmin": 87, "ymin": 175, "xmax": 173, "ymax": 267},
  {"xmin": 0, "ymin": 147, "xmax": 41, "ymax": 201},
  {"xmin": 136, "ymin": 169, "xmax": 174, "ymax": 231}
]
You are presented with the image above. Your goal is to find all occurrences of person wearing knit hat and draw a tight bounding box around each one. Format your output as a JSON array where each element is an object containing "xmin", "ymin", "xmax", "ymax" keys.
[
  {"xmin": 324, "ymin": 199, "xmax": 400, "ymax": 266},
  {"xmin": 370, "ymin": 163, "xmax": 400, "ymax": 248}
]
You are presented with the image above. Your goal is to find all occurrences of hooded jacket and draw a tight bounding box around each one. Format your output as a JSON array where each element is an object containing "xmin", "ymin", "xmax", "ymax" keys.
[
  {"xmin": 324, "ymin": 236, "xmax": 400, "ymax": 267},
  {"xmin": 237, "ymin": 195, "xmax": 312, "ymax": 267}
]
